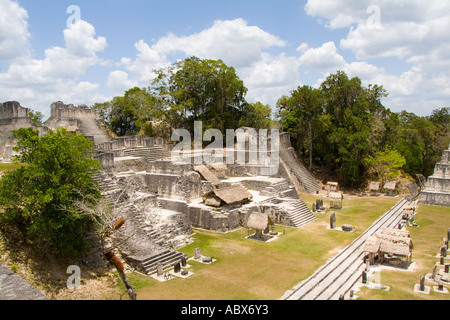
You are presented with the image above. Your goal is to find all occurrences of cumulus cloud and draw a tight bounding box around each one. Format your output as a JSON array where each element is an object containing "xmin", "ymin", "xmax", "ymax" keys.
[
  {"xmin": 107, "ymin": 70, "xmax": 138, "ymax": 96},
  {"xmin": 303, "ymin": 0, "xmax": 450, "ymax": 115},
  {"xmin": 299, "ymin": 41, "xmax": 346, "ymax": 71},
  {"xmin": 0, "ymin": 13, "xmax": 108, "ymax": 115},
  {"xmin": 117, "ymin": 18, "xmax": 291, "ymax": 107},
  {"xmin": 152, "ymin": 18, "xmax": 286, "ymax": 69},
  {"xmin": 0, "ymin": 0, "xmax": 30, "ymax": 61}
]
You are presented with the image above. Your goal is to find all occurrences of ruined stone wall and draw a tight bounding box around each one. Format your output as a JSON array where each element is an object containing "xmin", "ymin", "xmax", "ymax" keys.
[
  {"xmin": 0, "ymin": 101, "xmax": 47, "ymax": 161},
  {"xmin": 45, "ymin": 101, "xmax": 110, "ymax": 145}
]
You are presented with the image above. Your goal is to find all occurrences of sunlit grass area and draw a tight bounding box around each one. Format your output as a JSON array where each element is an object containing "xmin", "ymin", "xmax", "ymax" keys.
[
  {"xmin": 356, "ymin": 203, "xmax": 450, "ymax": 300},
  {"xmin": 116, "ymin": 194, "xmax": 422, "ymax": 300},
  {"xmin": 0, "ymin": 163, "xmax": 25, "ymax": 173}
]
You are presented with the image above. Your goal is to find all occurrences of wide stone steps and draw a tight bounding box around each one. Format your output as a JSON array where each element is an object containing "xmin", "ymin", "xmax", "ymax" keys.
[
  {"xmin": 140, "ymin": 249, "xmax": 187, "ymax": 275},
  {"xmin": 123, "ymin": 146, "xmax": 171, "ymax": 162},
  {"xmin": 280, "ymin": 148, "xmax": 320, "ymax": 194},
  {"xmin": 287, "ymin": 201, "xmax": 316, "ymax": 228}
]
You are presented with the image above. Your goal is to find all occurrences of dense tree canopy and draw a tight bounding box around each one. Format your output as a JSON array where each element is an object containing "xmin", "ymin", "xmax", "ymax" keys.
[
  {"xmin": 0, "ymin": 128, "xmax": 101, "ymax": 257},
  {"xmin": 278, "ymin": 71, "xmax": 449, "ymax": 187},
  {"xmin": 92, "ymin": 60, "xmax": 448, "ymax": 188}
]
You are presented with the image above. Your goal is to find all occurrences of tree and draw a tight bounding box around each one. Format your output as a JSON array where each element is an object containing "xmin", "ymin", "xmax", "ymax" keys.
[
  {"xmin": 395, "ymin": 110, "xmax": 449, "ymax": 177},
  {"xmin": 0, "ymin": 127, "xmax": 101, "ymax": 257},
  {"xmin": 238, "ymin": 102, "xmax": 275, "ymax": 130},
  {"xmin": 93, "ymin": 87, "xmax": 164, "ymax": 137},
  {"xmin": 152, "ymin": 57, "xmax": 248, "ymax": 134},
  {"xmin": 28, "ymin": 110, "xmax": 44, "ymax": 126},
  {"xmin": 278, "ymin": 86, "xmax": 323, "ymax": 171},
  {"xmin": 363, "ymin": 147, "xmax": 406, "ymax": 187}
]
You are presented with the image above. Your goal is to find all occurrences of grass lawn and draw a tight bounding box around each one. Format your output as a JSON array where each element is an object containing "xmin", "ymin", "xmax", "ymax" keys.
[
  {"xmin": 0, "ymin": 163, "xmax": 24, "ymax": 173},
  {"xmin": 118, "ymin": 194, "xmax": 410, "ymax": 300},
  {"xmin": 356, "ymin": 203, "xmax": 450, "ymax": 300}
]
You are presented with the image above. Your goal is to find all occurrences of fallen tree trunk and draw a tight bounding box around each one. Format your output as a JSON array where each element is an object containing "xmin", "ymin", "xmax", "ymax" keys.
[{"xmin": 104, "ymin": 250, "xmax": 136, "ymax": 300}]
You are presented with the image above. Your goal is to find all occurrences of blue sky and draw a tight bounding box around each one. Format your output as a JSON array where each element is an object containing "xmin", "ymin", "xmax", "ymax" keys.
[{"xmin": 1, "ymin": 0, "xmax": 449, "ymax": 118}]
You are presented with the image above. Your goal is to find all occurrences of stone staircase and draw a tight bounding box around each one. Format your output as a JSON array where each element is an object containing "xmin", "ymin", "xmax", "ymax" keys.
[
  {"xmin": 280, "ymin": 148, "xmax": 320, "ymax": 194},
  {"xmin": 123, "ymin": 146, "xmax": 171, "ymax": 162},
  {"xmin": 135, "ymin": 249, "xmax": 188, "ymax": 275},
  {"xmin": 261, "ymin": 180, "xmax": 298, "ymax": 199},
  {"xmin": 260, "ymin": 197, "xmax": 316, "ymax": 228},
  {"xmin": 284, "ymin": 200, "xmax": 317, "ymax": 228},
  {"xmin": 91, "ymin": 172, "xmax": 122, "ymax": 204}
]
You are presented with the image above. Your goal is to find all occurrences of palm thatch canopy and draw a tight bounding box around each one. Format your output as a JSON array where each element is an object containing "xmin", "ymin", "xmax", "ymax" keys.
[
  {"xmin": 203, "ymin": 185, "xmax": 253, "ymax": 207},
  {"xmin": 384, "ymin": 181, "xmax": 397, "ymax": 190},
  {"xmin": 329, "ymin": 192, "xmax": 343, "ymax": 201},
  {"xmin": 247, "ymin": 212, "xmax": 273, "ymax": 231},
  {"xmin": 363, "ymin": 235, "xmax": 380, "ymax": 254},
  {"xmin": 194, "ymin": 164, "xmax": 222, "ymax": 186},
  {"xmin": 369, "ymin": 182, "xmax": 381, "ymax": 191},
  {"xmin": 363, "ymin": 229, "xmax": 413, "ymax": 257},
  {"xmin": 382, "ymin": 228, "xmax": 411, "ymax": 238},
  {"xmin": 378, "ymin": 234, "xmax": 412, "ymax": 257}
]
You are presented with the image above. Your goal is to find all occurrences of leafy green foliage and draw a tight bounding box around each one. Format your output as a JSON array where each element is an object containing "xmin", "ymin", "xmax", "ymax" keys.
[
  {"xmin": 278, "ymin": 71, "xmax": 448, "ymax": 187},
  {"xmin": 0, "ymin": 127, "xmax": 102, "ymax": 257},
  {"xmin": 363, "ymin": 147, "xmax": 406, "ymax": 186}
]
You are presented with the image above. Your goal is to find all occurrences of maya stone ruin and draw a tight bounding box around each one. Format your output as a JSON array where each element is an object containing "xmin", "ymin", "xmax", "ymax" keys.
[
  {"xmin": 1, "ymin": 100, "xmax": 448, "ymax": 279},
  {"xmin": 0, "ymin": 101, "xmax": 321, "ymax": 276}
]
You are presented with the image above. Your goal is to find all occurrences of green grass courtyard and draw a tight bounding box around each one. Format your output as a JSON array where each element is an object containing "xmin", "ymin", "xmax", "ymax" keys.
[{"xmin": 113, "ymin": 194, "xmax": 450, "ymax": 300}]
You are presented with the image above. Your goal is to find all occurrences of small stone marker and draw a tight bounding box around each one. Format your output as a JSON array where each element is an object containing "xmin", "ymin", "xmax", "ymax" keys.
[
  {"xmin": 439, "ymin": 281, "xmax": 444, "ymax": 291},
  {"xmin": 445, "ymin": 264, "xmax": 450, "ymax": 274},
  {"xmin": 441, "ymin": 245, "xmax": 448, "ymax": 258},
  {"xmin": 194, "ymin": 248, "xmax": 201, "ymax": 260},
  {"xmin": 202, "ymin": 256, "xmax": 213, "ymax": 263},
  {"xmin": 157, "ymin": 263, "xmax": 163, "ymax": 277},
  {"xmin": 174, "ymin": 262, "xmax": 181, "ymax": 273},
  {"xmin": 330, "ymin": 212, "xmax": 336, "ymax": 230},
  {"xmin": 362, "ymin": 271, "xmax": 367, "ymax": 284},
  {"xmin": 342, "ymin": 224, "xmax": 353, "ymax": 232},
  {"xmin": 420, "ymin": 276, "xmax": 426, "ymax": 292},
  {"xmin": 181, "ymin": 256, "xmax": 187, "ymax": 267}
]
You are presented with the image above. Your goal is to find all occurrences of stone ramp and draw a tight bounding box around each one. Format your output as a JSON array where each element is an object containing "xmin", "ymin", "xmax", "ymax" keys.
[
  {"xmin": 0, "ymin": 264, "xmax": 48, "ymax": 300},
  {"xmin": 77, "ymin": 117, "xmax": 110, "ymax": 145},
  {"xmin": 280, "ymin": 148, "xmax": 320, "ymax": 194},
  {"xmin": 281, "ymin": 198, "xmax": 411, "ymax": 300},
  {"xmin": 128, "ymin": 250, "xmax": 187, "ymax": 276}
]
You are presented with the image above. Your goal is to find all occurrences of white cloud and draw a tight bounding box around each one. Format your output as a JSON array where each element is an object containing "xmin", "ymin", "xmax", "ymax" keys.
[
  {"xmin": 303, "ymin": 0, "xmax": 450, "ymax": 115},
  {"xmin": 0, "ymin": 0, "xmax": 30, "ymax": 61},
  {"xmin": 152, "ymin": 18, "xmax": 286, "ymax": 69},
  {"xmin": 241, "ymin": 53, "xmax": 302, "ymax": 107},
  {"xmin": 0, "ymin": 16, "xmax": 108, "ymax": 116},
  {"xmin": 117, "ymin": 18, "xmax": 291, "ymax": 107},
  {"xmin": 299, "ymin": 41, "xmax": 346, "ymax": 71},
  {"xmin": 107, "ymin": 70, "xmax": 137, "ymax": 96}
]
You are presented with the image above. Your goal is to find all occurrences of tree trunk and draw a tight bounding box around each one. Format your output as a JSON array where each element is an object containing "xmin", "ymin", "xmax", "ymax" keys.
[{"xmin": 308, "ymin": 121, "xmax": 313, "ymax": 172}]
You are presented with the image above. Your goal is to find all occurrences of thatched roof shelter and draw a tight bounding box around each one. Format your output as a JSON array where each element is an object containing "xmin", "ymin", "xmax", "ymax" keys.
[
  {"xmin": 378, "ymin": 234, "xmax": 413, "ymax": 257},
  {"xmin": 247, "ymin": 212, "xmax": 273, "ymax": 231},
  {"xmin": 203, "ymin": 185, "xmax": 253, "ymax": 207},
  {"xmin": 363, "ymin": 229, "xmax": 413, "ymax": 260},
  {"xmin": 384, "ymin": 181, "xmax": 397, "ymax": 190},
  {"xmin": 363, "ymin": 235, "xmax": 380, "ymax": 254},
  {"xmin": 382, "ymin": 228, "xmax": 411, "ymax": 238},
  {"xmin": 329, "ymin": 192, "xmax": 343, "ymax": 201},
  {"xmin": 194, "ymin": 164, "xmax": 222, "ymax": 186},
  {"xmin": 369, "ymin": 182, "xmax": 381, "ymax": 191}
]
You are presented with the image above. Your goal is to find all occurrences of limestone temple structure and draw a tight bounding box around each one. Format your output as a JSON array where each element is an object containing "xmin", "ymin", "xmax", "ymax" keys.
[
  {"xmin": 0, "ymin": 101, "xmax": 47, "ymax": 161},
  {"xmin": 419, "ymin": 144, "xmax": 450, "ymax": 207},
  {"xmin": 0, "ymin": 100, "xmax": 322, "ymax": 278}
]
